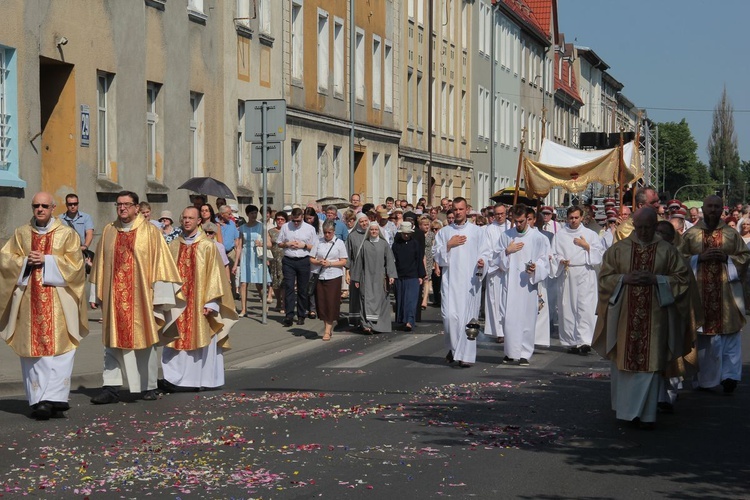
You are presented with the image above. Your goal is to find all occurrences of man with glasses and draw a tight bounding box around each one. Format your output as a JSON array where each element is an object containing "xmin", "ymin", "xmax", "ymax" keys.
[
  {"xmin": 484, "ymin": 204, "xmax": 511, "ymax": 345},
  {"xmin": 217, "ymin": 205, "xmax": 241, "ymax": 298},
  {"xmin": 89, "ymin": 190, "xmax": 184, "ymax": 404},
  {"xmin": 60, "ymin": 193, "xmax": 94, "ymax": 254},
  {"xmin": 0, "ymin": 192, "xmax": 88, "ymax": 420},
  {"xmin": 277, "ymin": 207, "xmax": 317, "ymax": 327},
  {"xmin": 350, "ymin": 193, "xmax": 362, "ymax": 213}
]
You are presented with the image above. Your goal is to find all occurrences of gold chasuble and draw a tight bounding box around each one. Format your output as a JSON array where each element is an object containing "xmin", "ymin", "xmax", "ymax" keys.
[
  {"xmin": 165, "ymin": 233, "xmax": 237, "ymax": 350},
  {"xmin": 680, "ymin": 220, "xmax": 750, "ymax": 335},
  {"xmin": 593, "ymin": 234, "xmax": 692, "ymax": 372},
  {"xmin": 90, "ymin": 214, "xmax": 183, "ymax": 349},
  {"xmin": 613, "ymin": 217, "xmax": 634, "ymax": 242},
  {"xmin": 0, "ymin": 219, "xmax": 88, "ymax": 357}
]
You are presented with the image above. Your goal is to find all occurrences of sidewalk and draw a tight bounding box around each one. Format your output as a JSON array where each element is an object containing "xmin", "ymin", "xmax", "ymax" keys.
[{"xmin": 0, "ymin": 299, "xmax": 328, "ymax": 398}]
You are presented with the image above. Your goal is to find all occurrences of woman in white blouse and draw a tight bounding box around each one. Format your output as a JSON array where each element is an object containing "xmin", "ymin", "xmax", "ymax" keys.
[{"xmin": 310, "ymin": 220, "xmax": 348, "ymax": 341}]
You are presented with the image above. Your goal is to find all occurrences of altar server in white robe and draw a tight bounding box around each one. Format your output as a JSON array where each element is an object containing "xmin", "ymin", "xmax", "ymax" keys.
[
  {"xmin": 551, "ymin": 206, "xmax": 604, "ymax": 354},
  {"xmin": 528, "ymin": 207, "xmax": 554, "ymax": 348},
  {"xmin": 433, "ymin": 197, "xmax": 491, "ymax": 367},
  {"xmin": 483, "ymin": 205, "xmax": 510, "ymax": 342},
  {"xmin": 496, "ymin": 204, "xmax": 550, "ymax": 366}
]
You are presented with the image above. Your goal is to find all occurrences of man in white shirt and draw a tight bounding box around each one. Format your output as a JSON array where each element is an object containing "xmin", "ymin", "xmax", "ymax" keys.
[
  {"xmin": 541, "ymin": 206, "xmax": 560, "ymax": 234},
  {"xmin": 276, "ymin": 207, "xmax": 318, "ymax": 327}
]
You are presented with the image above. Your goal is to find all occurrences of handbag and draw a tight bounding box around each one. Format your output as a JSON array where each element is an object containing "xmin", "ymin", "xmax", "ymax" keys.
[
  {"xmin": 254, "ymin": 243, "xmax": 272, "ymax": 260},
  {"xmin": 307, "ymin": 238, "xmax": 336, "ymax": 296}
]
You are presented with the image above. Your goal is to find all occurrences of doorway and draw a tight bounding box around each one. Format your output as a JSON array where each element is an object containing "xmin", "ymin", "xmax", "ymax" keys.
[
  {"xmin": 39, "ymin": 56, "xmax": 76, "ymax": 212},
  {"xmin": 353, "ymin": 150, "xmax": 366, "ymax": 199}
]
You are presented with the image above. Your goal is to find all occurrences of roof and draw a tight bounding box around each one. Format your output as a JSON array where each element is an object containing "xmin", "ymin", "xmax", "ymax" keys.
[
  {"xmin": 524, "ymin": 0, "xmax": 558, "ymax": 41},
  {"xmin": 498, "ymin": 0, "xmax": 550, "ymax": 43},
  {"xmin": 554, "ymin": 52, "xmax": 583, "ymax": 105},
  {"xmin": 575, "ymin": 46, "xmax": 610, "ymax": 70}
]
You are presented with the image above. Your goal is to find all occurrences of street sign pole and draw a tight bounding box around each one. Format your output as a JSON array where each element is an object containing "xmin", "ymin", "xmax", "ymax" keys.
[{"xmin": 261, "ymin": 102, "xmax": 268, "ymax": 325}]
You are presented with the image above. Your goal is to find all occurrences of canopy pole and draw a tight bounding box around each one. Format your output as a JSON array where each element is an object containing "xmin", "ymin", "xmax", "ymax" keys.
[
  {"xmin": 513, "ymin": 128, "xmax": 527, "ymax": 205},
  {"xmin": 617, "ymin": 127, "xmax": 626, "ymax": 215}
]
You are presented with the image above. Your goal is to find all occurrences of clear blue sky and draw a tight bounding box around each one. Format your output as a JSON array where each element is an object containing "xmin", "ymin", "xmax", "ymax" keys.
[{"xmin": 558, "ymin": 0, "xmax": 750, "ymax": 164}]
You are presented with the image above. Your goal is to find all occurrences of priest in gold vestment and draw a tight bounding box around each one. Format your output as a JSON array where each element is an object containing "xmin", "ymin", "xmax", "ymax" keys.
[
  {"xmin": 593, "ymin": 208, "xmax": 692, "ymax": 428},
  {"xmin": 0, "ymin": 192, "xmax": 88, "ymax": 419},
  {"xmin": 679, "ymin": 195, "xmax": 750, "ymax": 393},
  {"xmin": 160, "ymin": 207, "xmax": 238, "ymax": 392},
  {"xmin": 89, "ymin": 191, "xmax": 184, "ymax": 404},
  {"xmin": 613, "ymin": 186, "xmax": 661, "ymax": 242}
]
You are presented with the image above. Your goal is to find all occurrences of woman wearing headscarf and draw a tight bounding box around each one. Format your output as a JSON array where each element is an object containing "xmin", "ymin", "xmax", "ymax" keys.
[
  {"xmin": 350, "ymin": 221, "xmax": 397, "ymax": 334},
  {"xmin": 391, "ymin": 221, "xmax": 426, "ymax": 331},
  {"xmin": 345, "ymin": 213, "xmax": 370, "ymax": 329}
]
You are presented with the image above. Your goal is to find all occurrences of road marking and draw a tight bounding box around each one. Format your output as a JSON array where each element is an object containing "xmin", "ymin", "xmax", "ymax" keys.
[
  {"xmin": 229, "ymin": 334, "xmax": 352, "ymax": 369},
  {"xmin": 318, "ymin": 334, "xmax": 439, "ymax": 369}
]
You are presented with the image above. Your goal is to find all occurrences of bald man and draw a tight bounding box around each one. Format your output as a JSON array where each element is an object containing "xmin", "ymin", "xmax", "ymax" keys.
[
  {"xmin": 594, "ymin": 207, "xmax": 692, "ymax": 428},
  {"xmin": 0, "ymin": 192, "xmax": 88, "ymax": 419}
]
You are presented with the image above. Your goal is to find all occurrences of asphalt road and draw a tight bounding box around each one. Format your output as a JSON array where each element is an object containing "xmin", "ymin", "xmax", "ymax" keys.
[{"xmin": 0, "ymin": 306, "xmax": 748, "ymax": 499}]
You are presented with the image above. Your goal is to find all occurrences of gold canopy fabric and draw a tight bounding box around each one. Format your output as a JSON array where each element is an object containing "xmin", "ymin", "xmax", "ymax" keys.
[{"xmin": 523, "ymin": 141, "xmax": 643, "ymax": 199}]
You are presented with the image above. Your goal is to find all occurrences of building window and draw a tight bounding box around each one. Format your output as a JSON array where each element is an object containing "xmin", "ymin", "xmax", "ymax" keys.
[
  {"xmin": 189, "ymin": 92, "xmax": 204, "ymax": 177},
  {"xmin": 187, "ymin": 0, "xmax": 207, "ymax": 22},
  {"xmin": 355, "ymin": 28, "xmax": 365, "ymax": 102},
  {"xmin": 478, "ymin": 3, "xmax": 486, "ymax": 54},
  {"xmin": 407, "ymin": 69, "xmax": 414, "ymax": 126},
  {"xmin": 371, "ymin": 152, "xmax": 381, "ymax": 204},
  {"xmin": 431, "ymin": 77, "xmax": 436, "ymax": 133},
  {"xmin": 333, "ymin": 17, "xmax": 345, "ymax": 97},
  {"xmin": 237, "ymin": 101, "xmax": 245, "ymax": 185},
  {"xmin": 291, "ymin": 0, "xmax": 304, "ymax": 82},
  {"xmin": 291, "ymin": 140, "xmax": 302, "ymax": 202},
  {"xmin": 258, "ymin": 0, "xmax": 271, "ymax": 35},
  {"xmin": 460, "ymin": 90, "xmax": 466, "ymax": 139},
  {"xmin": 97, "ymin": 72, "xmax": 115, "ymax": 177},
  {"xmin": 416, "ymin": 0, "xmax": 423, "ymax": 24},
  {"xmin": 408, "ymin": 0, "xmax": 414, "ymax": 19},
  {"xmin": 317, "ymin": 144, "xmax": 326, "ymax": 198},
  {"xmin": 440, "ymin": 82, "xmax": 447, "ymax": 135},
  {"xmin": 236, "ymin": 0, "xmax": 252, "ymax": 30},
  {"xmin": 332, "ymin": 146, "xmax": 342, "ymax": 197},
  {"xmin": 146, "ymin": 81, "xmax": 161, "ymax": 179},
  {"xmin": 477, "ymin": 87, "xmax": 485, "ymax": 139},
  {"xmin": 448, "ymin": 84, "xmax": 454, "ymax": 136},
  {"xmin": 0, "ymin": 46, "xmax": 24, "ymax": 188},
  {"xmin": 384, "ymin": 41, "xmax": 393, "ymax": 112},
  {"xmin": 384, "ymin": 154, "xmax": 392, "ymax": 200},
  {"xmin": 317, "ymin": 9, "xmax": 329, "ymax": 93},
  {"xmin": 461, "ymin": 1, "xmax": 467, "ymax": 48},
  {"xmin": 372, "ymin": 35, "xmax": 382, "ymax": 109},
  {"xmin": 416, "ymin": 72, "xmax": 423, "ymax": 128}
]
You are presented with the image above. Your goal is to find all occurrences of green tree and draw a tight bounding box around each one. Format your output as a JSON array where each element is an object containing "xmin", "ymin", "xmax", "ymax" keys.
[
  {"xmin": 707, "ymin": 86, "xmax": 743, "ymax": 203},
  {"xmin": 657, "ymin": 119, "xmax": 704, "ymax": 200}
]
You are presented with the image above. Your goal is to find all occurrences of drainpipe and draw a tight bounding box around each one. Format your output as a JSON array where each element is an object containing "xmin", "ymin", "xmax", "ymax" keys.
[
  {"xmin": 490, "ymin": 2, "xmax": 498, "ymax": 196},
  {"xmin": 349, "ymin": 0, "xmax": 356, "ymax": 196},
  {"xmin": 427, "ymin": 0, "xmax": 434, "ymax": 206}
]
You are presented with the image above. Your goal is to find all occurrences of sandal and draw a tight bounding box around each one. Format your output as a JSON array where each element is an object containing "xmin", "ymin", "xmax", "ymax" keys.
[{"xmin": 322, "ymin": 332, "xmax": 332, "ymax": 341}]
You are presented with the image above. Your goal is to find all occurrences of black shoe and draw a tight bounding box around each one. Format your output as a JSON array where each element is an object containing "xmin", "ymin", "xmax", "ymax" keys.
[
  {"xmin": 518, "ymin": 358, "xmax": 530, "ymax": 366},
  {"xmin": 142, "ymin": 389, "xmax": 160, "ymax": 401},
  {"xmin": 282, "ymin": 317, "xmax": 293, "ymax": 327},
  {"xmin": 458, "ymin": 361, "xmax": 472, "ymax": 368},
  {"xmin": 50, "ymin": 401, "xmax": 70, "ymax": 412},
  {"xmin": 446, "ymin": 350, "xmax": 455, "ymax": 364},
  {"xmin": 404, "ymin": 323, "xmax": 413, "ymax": 332},
  {"xmin": 297, "ymin": 317, "xmax": 305, "ymax": 326},
  {"xmin": 91, "ymin": 387, "xmax": 120, "ymax": 405},
  {"xmin": 579, "ymin": 344, "xmax": 592, "ymax": 355},
  {"xmin": 31, "ymin": 402, "xmax": 53, "ymax": 420},
  {"xmin": 566, "ymin": 347, "xmax": 581, "ymax": 354},
  {"xmin": 308, "ymin": 311, "xmax": 317, "ymax": 319},
  {"xmin": 502, "ymin": 356, "xmax": 516, "ymax": 365},
  {"xmin": 721, "ymin": 379, "xmax": 738, "ymax": 394}
]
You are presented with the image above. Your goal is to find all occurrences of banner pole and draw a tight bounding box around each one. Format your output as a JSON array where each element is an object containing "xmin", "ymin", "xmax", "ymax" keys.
[{"xmin": 513, "ymin": 128, "xmax": 527, "ymax": 205}]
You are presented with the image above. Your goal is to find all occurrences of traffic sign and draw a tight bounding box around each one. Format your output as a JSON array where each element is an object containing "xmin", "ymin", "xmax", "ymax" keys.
[
  {"xmin": 244, "ymin": 99, "xmax": 286, "ymax": 142},
  {"xmin": 251, "ymin": 142, "xmax": 282, "ymax": 173}
]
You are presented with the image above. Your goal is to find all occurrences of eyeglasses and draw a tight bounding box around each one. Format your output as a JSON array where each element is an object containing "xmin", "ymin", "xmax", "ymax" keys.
[
  {"xmin": 66, "ymin": 202, "xmax": 79, "ymax": 206},
  {"xmin": 32, "ymin": 203, "xmax": 51, "ymax": 209},
  {"xmin": 431, "ymin": 228, "xmax": 440, "ymax": 232},
  {"xmin": 205, "ymin": 231, "xmax": 215, "ymax": 235},
  {"xmin": 114, "ymin": 202, "xmax": 136, "ymax": 208}
]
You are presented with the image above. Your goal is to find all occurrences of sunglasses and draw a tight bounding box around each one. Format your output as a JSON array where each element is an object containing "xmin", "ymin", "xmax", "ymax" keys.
[
  {"xmin": 205, "ymin": 231, "xmax": 215, "ymax": 235},
  {"xmin": 66, "ymin": 202, "xmax": 79, "ymax": 206},
  {"xmin": 32, "ymin": 203, "xmax": 51, "ymax": 209}
]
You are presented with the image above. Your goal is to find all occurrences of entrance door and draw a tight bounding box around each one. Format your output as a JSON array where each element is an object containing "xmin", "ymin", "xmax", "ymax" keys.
[
  {"xmin": 353, "ymin": 150, "xmax": 366, "ymax": 200},
  {"xmin": 39, "ymin": 57, "xmax": 76, "ymax": 213}
]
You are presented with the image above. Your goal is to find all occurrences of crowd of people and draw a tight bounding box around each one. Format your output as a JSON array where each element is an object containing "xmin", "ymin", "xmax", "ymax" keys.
[{"xmin": 1, "ymin": 188, "xmax": 748, "ymax": 430}]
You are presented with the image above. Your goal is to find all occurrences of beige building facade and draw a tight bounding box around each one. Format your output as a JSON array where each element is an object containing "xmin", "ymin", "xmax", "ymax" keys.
[{"xmin": 0, "ymin": 0, "xmax": 283, "ymax": 240}]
